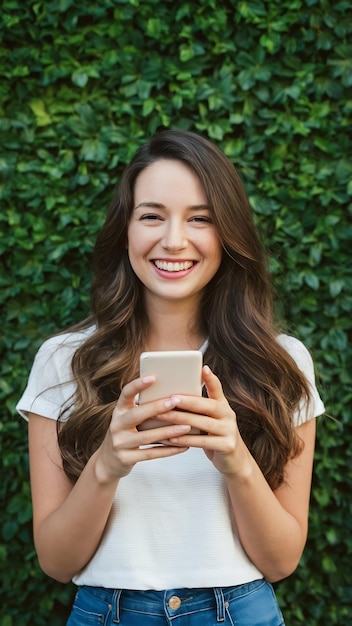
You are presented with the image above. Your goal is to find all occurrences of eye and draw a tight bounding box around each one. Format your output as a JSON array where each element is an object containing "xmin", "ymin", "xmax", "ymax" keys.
[
  {"xmin": 189, "ymin": 215, "xmax": 213, "ymax": 224},
  {"xmin": 140, "ymin": 213, "xmax": 163, "ymax": 221}
]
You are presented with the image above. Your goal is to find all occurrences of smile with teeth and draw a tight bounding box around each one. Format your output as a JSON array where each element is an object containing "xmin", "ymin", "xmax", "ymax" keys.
[{"xmin": 153, "ymin": 260, "xmax": 195, "ymax": 272}]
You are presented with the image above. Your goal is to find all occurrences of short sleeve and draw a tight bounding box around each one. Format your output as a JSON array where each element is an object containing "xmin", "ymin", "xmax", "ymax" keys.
[
  {"xmin": 16, "ymin": 330, "xmax": 92, "ymax": 421},
  {"xmin": 277, "ymin": 334, "xmax": 325, "ymax": 427}
]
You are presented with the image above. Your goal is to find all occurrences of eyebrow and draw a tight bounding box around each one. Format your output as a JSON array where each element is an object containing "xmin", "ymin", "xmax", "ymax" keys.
[{"xmin": 134, "ymin": 202, "xmax": 211, "ymax": 211}]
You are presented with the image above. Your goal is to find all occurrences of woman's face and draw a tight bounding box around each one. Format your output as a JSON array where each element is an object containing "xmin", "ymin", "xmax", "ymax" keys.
[{"xmin": 127, "ymin": 159, "xmax": 222, "ymax": 309}]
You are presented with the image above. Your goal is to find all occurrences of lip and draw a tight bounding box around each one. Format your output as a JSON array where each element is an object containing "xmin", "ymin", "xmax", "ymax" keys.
[{"xmin": 151, "ymin": 259, "xmax": 198, "ymax": 278}]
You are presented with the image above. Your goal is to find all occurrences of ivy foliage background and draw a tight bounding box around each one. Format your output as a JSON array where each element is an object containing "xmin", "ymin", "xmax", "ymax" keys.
[{"xmin": 1, "ymin": 0, "xmax": 351, "ymax": 624}]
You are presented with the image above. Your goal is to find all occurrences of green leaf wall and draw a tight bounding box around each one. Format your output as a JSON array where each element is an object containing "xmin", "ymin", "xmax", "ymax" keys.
[{"xmin": 1, "ymin": 0, "xmax": 351, "ymax": 623}]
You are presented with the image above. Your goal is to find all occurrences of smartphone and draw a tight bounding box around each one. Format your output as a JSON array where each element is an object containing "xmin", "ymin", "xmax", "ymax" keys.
[{"xmin": 138, "ymin": 350, "xmax": 203, "ymax": 433}]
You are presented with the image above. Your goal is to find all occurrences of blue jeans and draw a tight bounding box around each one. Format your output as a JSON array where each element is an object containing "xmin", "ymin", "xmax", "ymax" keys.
[{"xmin": 66, "ymin": 580, "xmax": 285, "ymax": 625}]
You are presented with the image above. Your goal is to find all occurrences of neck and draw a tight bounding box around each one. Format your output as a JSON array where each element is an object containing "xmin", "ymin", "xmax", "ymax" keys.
[{"xmin": 144, "ymin": 296, "xmax": 205, "ymax": 351}]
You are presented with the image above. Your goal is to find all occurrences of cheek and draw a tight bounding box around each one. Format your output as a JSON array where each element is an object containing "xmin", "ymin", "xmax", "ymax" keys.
[
  {"xmin": 126, "ymin": 229, "xmax": 154, "ymax": 268},
  {"xmin": 127, "ymin": 248, "xmax": 142, "ymax": 280},
  {"xmin": 126, "ymin": 224, "xmax": 139, "ymax": 254}
]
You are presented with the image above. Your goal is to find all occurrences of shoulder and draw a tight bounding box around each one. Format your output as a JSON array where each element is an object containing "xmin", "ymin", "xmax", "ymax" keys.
[
  {"xmin": 277, "ymin": 334, "xmax": 325, "ymax": 423},
  {"xmin": 276, "ymin": 334, "xmax": 315, "ymax": 377},
  {"xmin": 16, "ymin": 326, "xmax": 96, "ymax": 422},
  {"xmin": 35, "ymin": 326, "xmax": 95, "ymax": 364}
]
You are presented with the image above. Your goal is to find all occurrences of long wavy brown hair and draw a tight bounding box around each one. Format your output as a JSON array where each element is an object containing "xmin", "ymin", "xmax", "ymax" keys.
[{"xmin": 57, "ymin": 129, "xmax": 310, "ymax": 489}]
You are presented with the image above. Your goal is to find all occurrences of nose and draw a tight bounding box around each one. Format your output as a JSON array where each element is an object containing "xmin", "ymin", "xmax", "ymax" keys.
[{"xmin": 161, "ymin": 220, "xmax": 187, "ymax": 252}]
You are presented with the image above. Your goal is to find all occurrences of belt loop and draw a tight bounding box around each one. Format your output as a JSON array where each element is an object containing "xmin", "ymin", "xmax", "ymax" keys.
[
  {"xmin": 112, "ymin": 589, "xmax": 122, "ymax": 623},
  {"xmin": 213, "ymin": 587, "xmax": 226, "ymax": 622}
]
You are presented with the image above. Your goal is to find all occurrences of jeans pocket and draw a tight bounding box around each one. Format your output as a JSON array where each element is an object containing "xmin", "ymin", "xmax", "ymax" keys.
[
  {"xmin": 66, "ymin": 587, "xmax": 112, "ymax": 626},
  {"xmin": 225, "ymin": 581, "xmax": 285, "ymax": 626}
]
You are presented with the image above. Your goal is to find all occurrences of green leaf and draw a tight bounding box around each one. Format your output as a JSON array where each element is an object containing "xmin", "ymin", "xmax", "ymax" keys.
[
  {"xmin": 142, "ymin": 99, "xmax": 155, "ymax": 116},
  {"xmin": 146, "ymin": 18, "xmax": 161, "ymax": 38},
  {"xmin": 28, "ymin": 100, "xmax": 51, "ymax": 126},
  {"xmin": 237, "ymin": 69, "xmax": 256, "ymax": 90},
  {"xmin": 2, "ymin": 521, "xmax": 19, "ymax": 541},
  {"xmin": 71, "ymin": 70, "xmax": 89, "ymax": 87},
  {"xmin": 79, "ymin": 139, "xmax": 108, "ymax": 163},
  {"xmin": 179, "ymin": 44, "xmax": 195, "ymax": 62},
  {"xmin": 304, "ymin": 274, "xmax": 320, "ymax": 290},
  {"xmin": 322, "ymin": 556, "xmax": 338, "ymax": 573},
  {"xmin": 329, "ymin": 280, "xmax": 344, "ymax": 297}
]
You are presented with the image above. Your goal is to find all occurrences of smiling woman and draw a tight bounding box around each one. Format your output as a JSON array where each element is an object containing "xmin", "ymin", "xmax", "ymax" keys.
[
  {"xmin": 127, "ymin": 159, "xmax": 222, "ymax": 307},
  {"xmin": 16, "ymin": 129, "xmax": 324, "ymax": 626}
]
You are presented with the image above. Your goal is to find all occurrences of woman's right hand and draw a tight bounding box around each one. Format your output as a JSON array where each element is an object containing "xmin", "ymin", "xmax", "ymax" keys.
[
  {"xmin": 94, "ymin": 375, "xmax": 191, "ymax": 483},
  {"xmin": 28, "ymin": 376, "xmax": 189, "ymax": 583}
]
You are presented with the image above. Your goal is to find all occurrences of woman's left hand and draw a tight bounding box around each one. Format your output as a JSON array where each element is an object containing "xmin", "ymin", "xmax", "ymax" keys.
[
  {"xmin": 156, "ymin": 365, "xmax": 317, "ymax": 582},
  {"xmin": 158, "ymin": 365, "xmax": 244, "ymax": 475}
]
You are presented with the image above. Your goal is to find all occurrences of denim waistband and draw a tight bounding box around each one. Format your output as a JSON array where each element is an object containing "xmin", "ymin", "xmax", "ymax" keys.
[{"xmin": 79, "ymin": 579, "xmax": 265, "ymax": 623}]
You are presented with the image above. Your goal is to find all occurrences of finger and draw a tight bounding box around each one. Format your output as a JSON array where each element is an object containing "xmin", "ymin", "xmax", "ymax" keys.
[
  {"xmin": 116, "ymin": 375, "xmax": 156, "ymax": 410},
  {"xmin": 137, "ymin": 423, "xmax": 191, "ymax": 447},
  {"xmin": 161, "ymin": 405, "xmax": 237, "ymax": 442},
  {"xmin": 157, "ymin": 395, "xmax": 224, "ymax": 423},
  {"xmin": 167, "ymin": 432, "xmax": 212, "ymax": 448},
  {"xmin": 154, "ymin": 408, "xmax": 225, "ymax": 435},
  {"xmin": 202, "ymin": 365, "xmax": 225, "ymax": 401},
  {"xmin": 112, "ymin": 396, "xmax": 183, "ymax": 431},
  {"xmin": 168, "ymin": 433, "xmax": 235, "ymax": 455},
  {"xmin": 127, "ymin": 444, "xmax": 190, "ymax": 464}
]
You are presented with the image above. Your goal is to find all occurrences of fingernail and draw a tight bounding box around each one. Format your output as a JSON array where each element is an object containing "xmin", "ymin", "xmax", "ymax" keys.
[
  {"xmin": 164, "ymin": 396, "xmax": 180, "ymax": 409},
  {"xmin": 174, "ymin": 425, "xmax": 190, "ymax": 433},
  {"xmin": 142, "ymin": 376, "xmax": 155, "ymax": 384}
]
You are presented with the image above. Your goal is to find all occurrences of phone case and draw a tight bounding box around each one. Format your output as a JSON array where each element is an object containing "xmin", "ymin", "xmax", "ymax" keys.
[{"xmin": 139, "ymin": 350, "xmax": 203, "ymax": 404}]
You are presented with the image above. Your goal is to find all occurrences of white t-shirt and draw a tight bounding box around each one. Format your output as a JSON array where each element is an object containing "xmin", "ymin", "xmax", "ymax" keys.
[{"xmin": 16, "ymin": 329, "xmax": 325, "ymax": 590}]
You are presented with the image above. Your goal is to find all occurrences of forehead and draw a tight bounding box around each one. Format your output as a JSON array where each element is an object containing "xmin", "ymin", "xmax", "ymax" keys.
[{"xmin": 134, "ymin": 159, "xmax": 207, "ymax": 206}]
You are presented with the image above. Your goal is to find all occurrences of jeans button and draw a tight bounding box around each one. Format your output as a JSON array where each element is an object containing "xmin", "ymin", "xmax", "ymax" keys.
[{"xmin": 168, "ymin": 595, "xmax": 182, "ymax": 610}]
